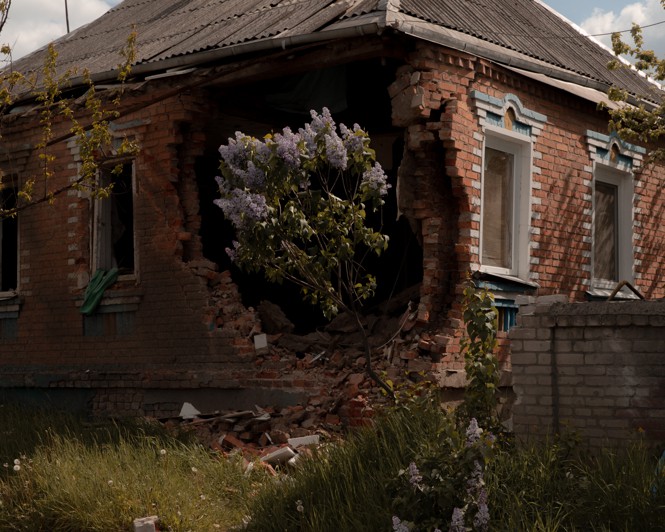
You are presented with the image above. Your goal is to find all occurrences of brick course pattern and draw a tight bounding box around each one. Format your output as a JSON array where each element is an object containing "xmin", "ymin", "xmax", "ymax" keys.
[
  {"xmin": 2, "ymin": 36, "xmax": 665, "ymax": 418},
  {"xmin": 511, "ymin": 299, "xmax": 665, "ymax": 447}
]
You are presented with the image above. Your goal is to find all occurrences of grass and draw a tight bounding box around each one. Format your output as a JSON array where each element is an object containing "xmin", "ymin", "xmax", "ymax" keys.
[
  {"xmin": 247, "ymin": 396, "xmax": 665, "ymax": 532},
  {"xmin": 246, "ymin": 400, "xmax": 445, "ymax": 532},
  {"xmin": 487, "ymin": 435, "xmax": 665, "ymax": 531},
  {"xmin": 1, "ymin": 401, "xmax": 664, "ymax": 531},
  {"xmin": 0, "ymin": 404, "xmax": 267, "ymax": 531}
]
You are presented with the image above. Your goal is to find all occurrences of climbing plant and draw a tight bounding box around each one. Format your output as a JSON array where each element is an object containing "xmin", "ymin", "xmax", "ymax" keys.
[{"xmin": 456, "ymin": 282, "xmax": 500, "ymax": 430}]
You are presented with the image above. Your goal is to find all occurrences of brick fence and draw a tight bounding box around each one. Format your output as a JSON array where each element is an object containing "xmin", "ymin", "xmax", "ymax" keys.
[{"xmin": 510, "ymin": 297, "xmax": 665, "ymax": 448}]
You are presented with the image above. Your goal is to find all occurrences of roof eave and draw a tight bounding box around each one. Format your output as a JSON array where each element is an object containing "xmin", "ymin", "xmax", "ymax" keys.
[
  {"xmin": 388, "ymin": 13, "xmax": 659, "ymax": 110},
  {"xmin": 77, "ymin": 18, "xmax": 386, "ymax": 89}
]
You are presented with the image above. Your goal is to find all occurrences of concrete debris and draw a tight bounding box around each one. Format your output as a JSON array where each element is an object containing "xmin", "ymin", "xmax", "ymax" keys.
[
  {"xmin": 179, "ymin": 402, "xmax": 201, "ymax": 420},
  {"xmin": 133, "ymin": 515, "xmax": 159, "ymax": 532},
  {"xmin": 287, "ymin": 435, "xmax": 320, "ymax": 448},
  {"xmin": 260, "ymin": 446, "xmax": 296, "ymax": 466},
  {"xmin": 253, "ymin": 333, "xmax": 268, "ymax": 352}
]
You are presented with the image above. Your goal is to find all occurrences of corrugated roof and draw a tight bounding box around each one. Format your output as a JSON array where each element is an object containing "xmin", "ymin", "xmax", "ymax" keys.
[{"xmin": 9, "ymin": 0, "xmax": 660, "ymax": 102}]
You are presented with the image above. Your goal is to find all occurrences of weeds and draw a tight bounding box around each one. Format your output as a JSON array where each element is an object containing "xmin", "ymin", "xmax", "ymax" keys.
[{"xmin": 0, "ymin": 406, "xmax": 267, "ymax": 531}]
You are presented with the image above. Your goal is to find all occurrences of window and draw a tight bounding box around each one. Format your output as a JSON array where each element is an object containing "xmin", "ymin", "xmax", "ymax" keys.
[
  {"xmin": 0, "ymin": 182, "xmax": 18, "ymax": 292},
  {"xmin": 93, "ymin": 162, "xmax": 135, "ymax": 276},
  {"xmin": 480, "ymin": 129, "xmax": 531, "ymax": 278},
  {"xmin": 593, "ymin": 165, "xmax": 632, "ymax": 285}
]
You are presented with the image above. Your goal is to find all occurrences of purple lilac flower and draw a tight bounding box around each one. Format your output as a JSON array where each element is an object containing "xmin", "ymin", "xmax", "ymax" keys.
[
  {"xmin": 473, "ymin": 489, "xmax": 490, "ymax": 531},
  {"xmin": 225, "ymin": 240, "xmax": 241, "ymax": 262},
  {"xmin": 298, "ymin": 123, "xmax": 318, "ymax": 157},
  {"xmin": 309, "ymin": 107, "xmax": 335, "ymax": 134},
  {"xmin": 273, "ymin": 127, "xmax": 302, "ymax": 169},
  {"xmin": 392, "ymin": 516, "xmax": 410, "ymax": 532},
  {"xmin": 407, "ymin": 461, "xmax": 423, "ymax": 489},
  {"xmin": 214, "ymin": 188, "xmax": 268, "ymax": 230},
  {"xmin": 466, "ymin": 460, "xmax": 484, "ymax": 495},
  {"xmin": 340, "ymin": 122, "xmax": 366, "ymax": 155},
  {"xmin": 361, "ymin": 162, "xmax": 390, "ymax": 196},
  {"xmin": 465, "ymin": 418, "xmax": 482, "ymax": 446},
  {"xmin": 254, "ymin": 140, "xmax": 272, "ymax": 166},
  {"xmin": 238, "ymin": 161, "xmax": 266, "ymax": 190},
  {"xmin": 219, "ymin": 132, "xmax": 251, "ymax": 170},
  {"xmin": 324, "ymin": 133, "xmax": 348, "ymax": 170},
  {"xmin": 449, "ymin": 507, "xmax": 466, "ymax": 532}
]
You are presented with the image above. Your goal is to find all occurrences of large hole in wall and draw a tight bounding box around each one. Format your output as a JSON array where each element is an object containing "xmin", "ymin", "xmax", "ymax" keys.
[{"xmin": 196, "ymin": 59, "xmax": 423, "ymax": 332}]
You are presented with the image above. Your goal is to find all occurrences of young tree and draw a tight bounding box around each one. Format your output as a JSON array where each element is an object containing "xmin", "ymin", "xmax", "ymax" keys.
[
  {"xmin": 0, "ymin": 0, "xmax": 137, "ymax": 219},
  {"xmin": 215, "ymin": 108, "xmax": 393, "ymax": 394},
  {"xmin": 607, "ymin": 0, "xmax": 665, "ymax": 161}
]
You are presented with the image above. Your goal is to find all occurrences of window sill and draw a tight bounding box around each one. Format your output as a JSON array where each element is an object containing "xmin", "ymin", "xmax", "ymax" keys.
[
  {"xmin": 473, "ymin": 270, "xmax": 539, "ymax": 293},
  {"xmin": 74, "ymin": 289, "xmax": 142, "ymax": 313},
  {"xmin": 0, "ymin": 292, "xmax": 20, "ymax": 314}
]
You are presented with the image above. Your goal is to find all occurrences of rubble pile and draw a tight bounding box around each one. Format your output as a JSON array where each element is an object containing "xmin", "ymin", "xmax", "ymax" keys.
[{"xmin": 161, "ymin": 288, "xmax": 460, "ymax": 462}]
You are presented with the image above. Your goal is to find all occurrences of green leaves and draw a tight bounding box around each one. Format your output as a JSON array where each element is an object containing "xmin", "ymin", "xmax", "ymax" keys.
[
  {"xmin": 606, "ymin": 11, "xmax": 665, "ymax": 162},
  {"xmin": 457, "ymin": 283, "xmax": 500, "ymax": 431},
  {"xmin": 216, "ymin": 109, "xmax": 390, "ymax": 319}
]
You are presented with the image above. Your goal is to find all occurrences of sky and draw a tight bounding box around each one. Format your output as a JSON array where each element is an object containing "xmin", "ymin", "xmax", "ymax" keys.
[
  {"xmin": 546, "ymin": 0, "xmax": 665, "ymax": 57},
  {"xmin": 2, "ymin": 0, "xmax": 665, "ymax": 61}
]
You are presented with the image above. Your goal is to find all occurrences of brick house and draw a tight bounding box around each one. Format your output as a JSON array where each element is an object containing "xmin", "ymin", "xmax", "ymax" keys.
[{"xmin": 1, "ymin": 0, "xmax": 664, "ymax": 418}]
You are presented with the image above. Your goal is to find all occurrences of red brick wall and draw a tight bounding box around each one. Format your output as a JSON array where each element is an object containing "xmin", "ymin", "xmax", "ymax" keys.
[
  {"xmin": 390, "ymin": 42, "xmax": 665, "ymax": 372},
  {"xmin": 2, "ymin": 40, "xmax": 665, "ymax": 417}
]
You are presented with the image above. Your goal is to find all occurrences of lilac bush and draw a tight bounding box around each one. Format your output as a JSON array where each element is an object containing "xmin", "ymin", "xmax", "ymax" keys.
[
  {"xmin": 215, "ymin": 108, "xmax": 390, "ymax": 321},
  {"xmin": 391, "ymin": 417, "xmax": 495, "ymax": 531}
]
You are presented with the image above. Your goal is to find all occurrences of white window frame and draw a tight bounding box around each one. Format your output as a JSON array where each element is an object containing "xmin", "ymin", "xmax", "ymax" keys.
[
  {"xmin": 592, "ymin": 163, "xmax": 633, "ymax": 288},
  {"xmin": 480, "ymin": 126, "xmax": 532, "ymax": 279},
  {"xmin": 92, "ymin": 161, "xmax": 138, "ymax": 282}
]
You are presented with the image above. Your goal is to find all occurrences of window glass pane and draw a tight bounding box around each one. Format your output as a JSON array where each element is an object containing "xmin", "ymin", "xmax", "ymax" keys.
[
  {"xmin": 0, "ymin": 185, "xmax": 17, "ymax": 291},
  {"xmin": 594, "ymin": 181, "xmax": 618, "ymax": 281},
  {"xmin": 482, "ymin": 147, "xmax": 514, "ymax": 269}
]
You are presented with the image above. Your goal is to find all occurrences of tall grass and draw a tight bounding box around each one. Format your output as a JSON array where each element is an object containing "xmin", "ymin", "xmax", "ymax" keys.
[
  {"xmin": 248, "ymin": 402, "xmax": 665, "ymax": 532},
  {"xmin": 2, "ymin": 402, "xmax": 664, "ymax": 531},
  {"xmin": 246, "ymin": 398, "xmax": 448, "ymax": 531},
  {"xmin": 487, "ymin": 437, "xmax": 665, "ymax": 531},
  {"xmin": 0, "ymin": 405, "xmax": 266, "ymax": 531}
]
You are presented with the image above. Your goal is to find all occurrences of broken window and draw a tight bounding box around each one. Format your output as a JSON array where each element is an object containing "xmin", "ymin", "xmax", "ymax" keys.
[
  {"xmin": 593, "ymin": 166, "xmax": 632, "ymax": 285},
  {"xmin": 0, "ymin": 180, "xmax": 18, "ymax": 292},
  {"xmin": 93, "ymin": 162, "xmax": 135, "ymax": 276},
  {"xmin": 480, "ymin": 130, "xmax": 531, "ymax": 279}
]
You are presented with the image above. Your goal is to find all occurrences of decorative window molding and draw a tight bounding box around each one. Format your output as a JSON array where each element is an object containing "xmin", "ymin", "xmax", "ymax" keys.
[
  {"xmin": 471, "ymin": 91, "xmax": 547, "ymax": 138},
  {"xmin": 585, "ymin": 130, "xmax": 640, "ymax": 292},
  {"xmin": 586, "ymin": 130, "xmax": 645, "ymax": 171},
  {"xmin": 471, "ymin": 91, "xmax": 547, "ymax": 282}
]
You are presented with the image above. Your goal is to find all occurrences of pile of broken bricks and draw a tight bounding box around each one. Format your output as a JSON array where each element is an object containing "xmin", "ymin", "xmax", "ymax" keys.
[
  {"xmin": 162, "ymin": 288, "xmax": 484, "ymax": 467},
  {"xmin": 166, "ymin": 402, "xmax": 337, "ymax": 475}
]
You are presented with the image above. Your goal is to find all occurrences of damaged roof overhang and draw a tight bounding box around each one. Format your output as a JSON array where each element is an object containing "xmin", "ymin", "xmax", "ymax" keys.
[{"xmin": 25, "ymin": 9, "xmax": 657, "ymax": 113}]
